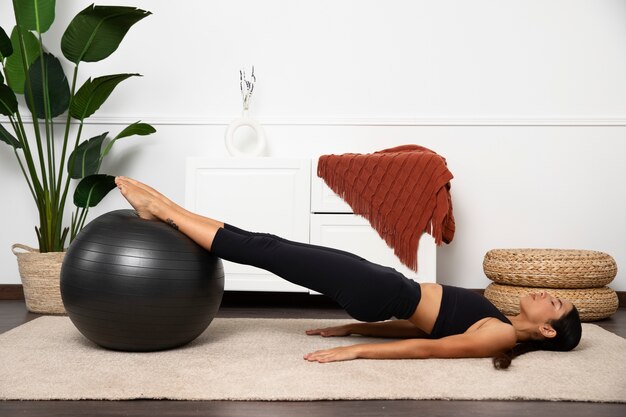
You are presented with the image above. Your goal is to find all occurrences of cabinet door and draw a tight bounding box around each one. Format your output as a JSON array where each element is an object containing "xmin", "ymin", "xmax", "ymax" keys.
[
  {"xmin": 310, "ymin": 214, "xmax": 437, "ymax": 284},
  {"xmin": 186, "ymin": 158, "xmax": 311, "ymax": 292}
]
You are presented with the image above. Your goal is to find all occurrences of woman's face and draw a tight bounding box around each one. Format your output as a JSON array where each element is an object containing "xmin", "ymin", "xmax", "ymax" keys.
[{"xmin": 519, "ymin": 290, "xmax": 573, "ymax": 324}]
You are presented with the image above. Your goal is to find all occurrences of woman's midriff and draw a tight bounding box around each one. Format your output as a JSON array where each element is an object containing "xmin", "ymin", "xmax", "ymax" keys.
[{"xmin": 408, "ymin": 283, "xmax": 443, "ymax": 334}]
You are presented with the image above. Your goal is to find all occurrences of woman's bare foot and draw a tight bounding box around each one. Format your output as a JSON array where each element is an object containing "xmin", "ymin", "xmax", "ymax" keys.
[
  {"xmin": 118, "ymin": 176, "xmax": 225, "ymax": 229},
  {"xmin": 115, "ymin": 177, "xmax": 160, "ymax": 221},
  {"xmin": 117, "ymin": 176, "xmax": 176, "ymax": 208}
]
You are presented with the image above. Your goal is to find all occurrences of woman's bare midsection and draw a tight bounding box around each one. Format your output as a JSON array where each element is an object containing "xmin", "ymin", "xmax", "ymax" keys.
[{"xmin": 408, "ymin": 283, "xmax": 443, "ymax": 334}]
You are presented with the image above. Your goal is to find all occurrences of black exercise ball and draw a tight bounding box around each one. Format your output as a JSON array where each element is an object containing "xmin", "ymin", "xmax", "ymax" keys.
[{"xmin": 60, "ymin": 209, "xmax": 224, "ymax": 351}]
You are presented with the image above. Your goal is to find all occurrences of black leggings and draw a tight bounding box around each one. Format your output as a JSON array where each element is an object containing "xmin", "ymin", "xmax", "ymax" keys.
[{"xmin": 210, "ymin": 224, "xmax": 422, "ymax": 322}]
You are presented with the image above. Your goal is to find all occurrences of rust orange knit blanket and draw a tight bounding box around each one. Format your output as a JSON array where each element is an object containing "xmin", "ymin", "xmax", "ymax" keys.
[{"xmin": 317, "ymin": 144, "xmax": 455, "ymax": 272}]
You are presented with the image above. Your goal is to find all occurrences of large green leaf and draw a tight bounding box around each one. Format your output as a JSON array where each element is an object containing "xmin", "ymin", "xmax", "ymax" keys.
[
  {"xmin": 0, "ymin": 123, "xmax": 21, "ymax": 148},
  {"xmin": 101, "ymin": 121, "xmax": 155, "ymax": 157},
  {"xmin": 0, "ymin": 26, "xmax": 13, "ymax": 59},
  {"xmin": 70, "ymin": 73, "xmax": 139, "ymax": 120},
  {"xmin": 5, "ymin": 27, "xmax": 40, "ymax": 94},
  {"xmin": 25, "ymin": 52, "xmax": 70, "ymax": 118},
  {"xmin": 0, "ymin": 83, "xmax": 18, "ymax": 115},
  {"xmin": 73, "ymin": 174, "xmax": 116, "ymax": 208},
  {"xmin": 14, "ymin": 0, "xmax": 56, "ymax": 33},
  {"xmin": 114, "ymin": 121, "xmax": 156, "ymax": 140},
  {"xmin": 61, "ymin": 5, "xmax": 151, "ymax": 64},
  {"xmin": 68, "ymin": 132, "xmax": 108, "ymax": 179}
]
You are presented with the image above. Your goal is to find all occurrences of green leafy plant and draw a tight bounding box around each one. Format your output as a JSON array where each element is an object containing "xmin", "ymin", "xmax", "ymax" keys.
[{"xmin": 0, "ymin": 1, "xmax": 155, "ymax": 252}]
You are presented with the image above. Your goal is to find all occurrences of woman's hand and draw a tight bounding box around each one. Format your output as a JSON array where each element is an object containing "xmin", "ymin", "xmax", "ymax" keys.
[
  {"xmin": 305, "ymin": 324, "xmax": 352, "ymax": 337},
  {"xmin": 304, "ymin": 345, "xmax": 360, "ymax": 363}
]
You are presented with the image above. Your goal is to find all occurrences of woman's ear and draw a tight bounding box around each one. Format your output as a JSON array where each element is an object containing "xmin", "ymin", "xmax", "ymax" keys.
[{"xmin": 539, "ymin": 324, "xmax": 557, "ymax": 339}]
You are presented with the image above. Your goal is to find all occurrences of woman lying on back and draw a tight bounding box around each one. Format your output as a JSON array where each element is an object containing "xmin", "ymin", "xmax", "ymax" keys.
[{"xmin": 115, "ymin": 176, "xmax": 582, "ymax": 368}]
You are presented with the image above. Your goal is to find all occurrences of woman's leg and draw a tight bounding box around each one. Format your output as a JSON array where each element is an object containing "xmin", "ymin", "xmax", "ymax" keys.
[
  {"xmin": 209, "ymin": 226, "xmax": 421, "ymax": 322},
  {"xmin": 223, "ymin": 223, "xmax": 366, "ymax": 262},
  {"xmin": 115, "ymin": 177, "xmax": 421, "ymax": 322},
  {"xmin": 118, "ymin": 176, "xmax": 365, "ymax": 261},
  {"xmin": 115, "ymin": 177, "xmax": 224, "ymax": 250}
]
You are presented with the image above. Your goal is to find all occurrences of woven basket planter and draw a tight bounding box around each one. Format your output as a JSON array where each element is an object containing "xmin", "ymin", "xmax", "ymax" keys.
[
  {"xmin": 483, "ymin": 249, "xmax": 617, "ymax": 289},
  {"xmin": 484, "ymin": 283, "xmax": 618, "ymax": 322},
  {"xmin": 12, "ymin": 244, "xmax": 66, "ymax": 315}
]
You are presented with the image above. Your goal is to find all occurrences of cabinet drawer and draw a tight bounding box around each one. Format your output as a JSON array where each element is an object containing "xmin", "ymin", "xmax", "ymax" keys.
[{"xmin": 310, "ymin": 214, "xmax": 436, "ymax": 283}]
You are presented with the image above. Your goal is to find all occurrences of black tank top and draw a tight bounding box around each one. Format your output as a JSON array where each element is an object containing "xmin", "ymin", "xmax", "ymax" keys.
[{"xmin": 429, "ymin": 285, "xmax": 511, "ymax": 338}]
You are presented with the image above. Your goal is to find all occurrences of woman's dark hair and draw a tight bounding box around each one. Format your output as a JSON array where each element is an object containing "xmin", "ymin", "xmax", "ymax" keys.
[{"xmin": 493, "ymin": 305, "xmax": 582, "ymax": 370}]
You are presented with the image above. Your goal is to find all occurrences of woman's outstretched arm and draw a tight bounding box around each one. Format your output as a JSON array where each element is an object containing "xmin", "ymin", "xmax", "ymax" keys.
[
  {"xmin": 304, "ymin": 321, "xmax": 516, "ymax": 363},
  {"xmin": 306, "ymin": 320, "xmax": 429, "ymax": 339}
]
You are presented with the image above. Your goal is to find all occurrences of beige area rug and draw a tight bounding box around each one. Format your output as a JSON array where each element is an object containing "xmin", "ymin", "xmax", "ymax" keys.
[{"xmin": 0, "ymin": 317, "xmax": 625, "ymax": 402}]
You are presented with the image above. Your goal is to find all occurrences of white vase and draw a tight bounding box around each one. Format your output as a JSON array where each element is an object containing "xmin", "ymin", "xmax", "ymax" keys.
[{"xmin": 224, "ymin": 110, "xmax": 267, "ymax": 157}]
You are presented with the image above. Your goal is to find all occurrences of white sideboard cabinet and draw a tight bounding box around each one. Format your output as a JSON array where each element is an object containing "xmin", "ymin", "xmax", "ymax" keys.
[{"xmin": 186, "ymin": 158, "xmax": 436, "ymax": 293}]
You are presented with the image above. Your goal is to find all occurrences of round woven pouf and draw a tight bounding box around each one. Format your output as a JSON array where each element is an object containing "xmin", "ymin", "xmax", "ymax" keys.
[
  {"xmin": 483, "ymin": 249, "xmax": 617, "ymax": 289},
  {"xmin": 484, "ymin": 283, "xmax": 618, "ymax": 322}
]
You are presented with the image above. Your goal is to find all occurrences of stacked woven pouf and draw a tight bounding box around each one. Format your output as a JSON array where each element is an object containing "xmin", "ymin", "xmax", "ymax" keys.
[{"xmin": 483, "ymin": 249, "xmax": 619, "ymax": 321}]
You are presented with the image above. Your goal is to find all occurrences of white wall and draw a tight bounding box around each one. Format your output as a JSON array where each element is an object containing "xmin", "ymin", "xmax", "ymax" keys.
[{"xmin": 1, "ymin": 0, "xmax": 625, "ymax": 290}]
